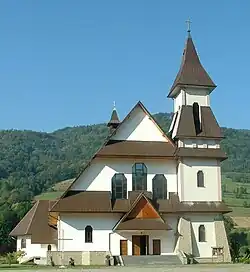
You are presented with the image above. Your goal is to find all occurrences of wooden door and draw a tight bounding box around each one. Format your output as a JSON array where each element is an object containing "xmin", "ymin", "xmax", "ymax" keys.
[
  {"xmin": 153, "ymin": 239, "xmax": 161, "ymax": 255},
  {"xmin": 120, "ymin": 240, "xmax": 128, "ymax": 256},
  {"xmin": 132, "ymin": 236, "xmax": 141, "ymax": 256}
]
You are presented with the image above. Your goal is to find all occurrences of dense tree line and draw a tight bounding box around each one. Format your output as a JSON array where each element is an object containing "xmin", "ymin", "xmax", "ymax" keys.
[{"xmin": 0, "ymin": 112, "xmax": 249, "ymax": 253}]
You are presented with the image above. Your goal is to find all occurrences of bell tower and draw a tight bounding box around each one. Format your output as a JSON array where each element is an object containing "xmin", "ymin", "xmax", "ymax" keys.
[{"xmin": 168, "ymin": 28, "xmax": 223, "ymax": 146}]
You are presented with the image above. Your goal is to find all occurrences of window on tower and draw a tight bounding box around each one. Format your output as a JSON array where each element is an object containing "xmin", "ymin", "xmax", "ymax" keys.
[
  {"xmin": 193, "ymin": 102, "xmax": 202, "ymax": 134},
  {"xmin": 197, "ymin": 170, "xmax": 204, "ymax": 187},
  {"xmin": 198, "ymin": 225, "xmax": 206, "ymax": 242},
  {"xmin": 153, "ymin": 174, "xmax": 168, "ymax": 200},
  {"xmin": 132, "ymin": 163, "xmax": 147, "ymax": 191},
  {"xmin": 85, "ymin": 225, "xmax": 93, "ymax": 243},
  {"xmin": 112, "ymin": 173, "xmax": 127, "ymax": 200}
]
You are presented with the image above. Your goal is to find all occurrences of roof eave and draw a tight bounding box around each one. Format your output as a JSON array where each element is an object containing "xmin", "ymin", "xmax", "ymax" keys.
[{"xmin": 168, "ymin": 83, "xmax": 217, "ymax": 98}]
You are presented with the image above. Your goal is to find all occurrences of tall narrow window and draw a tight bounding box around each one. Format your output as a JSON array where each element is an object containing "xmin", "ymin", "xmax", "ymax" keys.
[
  {"xmin": 21, "ymin": 238, "xmax": 26, "ymax": 249},
  {"xmin": 47, "ymin": 244, "xmax": 52, "ymax": 251},
  {"xmin": 197, "ymin": 170, "xmax": 204, "ymax": 187},
  {"xmin": 85, "ymin": 225, "xmax": 93, "ymax": 243},
  {"xmin": 153, "ymin": 174, "xmax": 168, "ymax": 200},
  {"xmin": 193, "ymin": 102, "xmax": 202, "ymax": 134},
  {"xmin": 132, "ymin": 163, "xmax": 147, "ymax": 191},
  {"xmin": 112, "ymin": 173, "xmax": 127, "ymax": 200},
  {"xmin": 198, "ymin": 225, "xmax": 206, "ymax": 242}
]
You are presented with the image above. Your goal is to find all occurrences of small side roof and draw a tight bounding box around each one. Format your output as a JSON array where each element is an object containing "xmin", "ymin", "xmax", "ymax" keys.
[
  {"xmin": 113, "ymin": 193, "xmax": 172, "ymax": 231},
  {"xmin": 10, "ymin": 200, "xmax": 57, "ymax": 244}
]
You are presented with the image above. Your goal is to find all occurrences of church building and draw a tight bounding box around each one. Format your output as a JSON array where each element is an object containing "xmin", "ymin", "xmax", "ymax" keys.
[{"xmin": 10, "ymin": 29, "xmax": 231, "ymax": 265}]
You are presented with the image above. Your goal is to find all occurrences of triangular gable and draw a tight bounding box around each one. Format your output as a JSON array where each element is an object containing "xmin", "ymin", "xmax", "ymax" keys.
[
  {"xmin": 110, "ymin": 101, "xmax": 172, "ymax": 142},
  {"xmin": 113, "ymin": 193, "xmax": 165, "ymax": 231},
  {"xmin": 52, "ymin": 101, "xmax": 175, "ymax": 206}
]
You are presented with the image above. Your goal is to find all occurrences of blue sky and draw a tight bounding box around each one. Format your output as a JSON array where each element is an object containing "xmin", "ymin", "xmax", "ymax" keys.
[{"xmin": 0, "ymin": 1, "xmax": 249, "ymax": 131}]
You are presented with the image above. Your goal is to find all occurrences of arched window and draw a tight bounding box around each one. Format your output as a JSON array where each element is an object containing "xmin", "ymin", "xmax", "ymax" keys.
[
  {"xmin": 193, "ymin": 102, "xmax": 202, "ymax": 134},
  {"xmin": 47, "ymin": 244, "xmax": 52, "ymax": 251},
  {"xmin": 112, "ymin": 173, "xmax": 127, "ymax": 200},
  {"xmin": 153, "ymin": 174, "xmax": 168, "ymax": 200},
  {"xmin": 197, "ymin": 170, "xmax": 204, "ymax": 187},
  {"xmin": 132, "ymin": 163, "xmax": 147, "ymax": 191},
  {"xmin": 198, "ymin": 225, "xmax": 206, "ymax": 242},
  {"xmin": 21, "ymin": 238, "xmax": 26, "ymax": 249},
  {"xmin": 85, "ymin": 225, "xmax": 93, "ymax": 243}
]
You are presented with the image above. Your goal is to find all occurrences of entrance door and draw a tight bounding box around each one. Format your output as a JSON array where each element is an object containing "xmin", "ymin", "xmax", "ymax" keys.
[
  {"xmin": 120, "ymin": 240, "xmax": 128, "ymax": 256},
  {"xmin": 153, "ymin": 239, "xmax": 161, "ymax": 255},
  {"xmin": 132, "ymin": 235, "xmax": 149, "ymax": 256}
]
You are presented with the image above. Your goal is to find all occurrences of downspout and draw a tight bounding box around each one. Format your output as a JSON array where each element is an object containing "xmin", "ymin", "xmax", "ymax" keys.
[{"xmin": 109, "ymin": 232, "xmax": 112, "ymax": 253}]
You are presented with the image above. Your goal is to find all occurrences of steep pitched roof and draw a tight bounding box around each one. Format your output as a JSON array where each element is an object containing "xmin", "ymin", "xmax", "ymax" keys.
[
  {"xmin": 107, "ymin": 108, "xmax": 120, "ymax": 127},
  {"xmin": 113, "ymin": 193, "xmax": 172, "ymax": 231},
  {"xmin": 10, "ymin": 200, "xmax": 57, "ymax": 244},
  {"xmin": 53, "ymin": 101, "xmax": 175, "ymax": 202},
  {"xmin": 168, "ymin": 33, "xmax": 216, "ymax": 98}
]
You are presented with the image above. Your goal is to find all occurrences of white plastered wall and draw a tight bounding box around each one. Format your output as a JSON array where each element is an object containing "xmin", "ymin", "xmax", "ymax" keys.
[
  {"xmin": 174, "ymin": 90, "xmax": 185, "ymax": 112},
  {"xmin": 111, "ymin": 105, "xmax": 167, "ymax": 142},
  {"xmin": 59, "ymin": 213, "xmax": 121, "ymax": 252},
  {"xmin": 70, "ymin": 158, "xmax": 177, "ymax": 197},
  {"xmin": 188, "ymin": 214, "xmax": 216, "ymax": 257},
  {"xmin": 179, "ymin": 158, "xmax": 221, "ymax": 201},
  {"xmin": 181, "ymin": 139, "xmax": 220, "ymax": 149},
  {"xmin": 185, "ymin": 88, "xmax": 210, "ymax": 107},
  {"xmin": 16, "ymin": 236, "xmax": 57, "ymax": 258}
]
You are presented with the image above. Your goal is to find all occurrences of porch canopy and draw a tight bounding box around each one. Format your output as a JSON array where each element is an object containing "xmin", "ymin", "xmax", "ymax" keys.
[{"xmin": 115, "ymin": 218, "xmax": 172, "ymax": 231}]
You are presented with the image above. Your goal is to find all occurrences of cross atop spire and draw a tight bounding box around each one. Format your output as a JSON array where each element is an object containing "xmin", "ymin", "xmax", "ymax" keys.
[
  {"xmin": 167, "ymin": 29, "xmax": 216, "ymax": 98},
  {"xmin": 186, "ymin": 19, "xmax": 192, "ymax": 33}
]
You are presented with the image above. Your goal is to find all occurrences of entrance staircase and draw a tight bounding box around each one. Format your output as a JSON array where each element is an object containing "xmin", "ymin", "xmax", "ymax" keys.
[{"xmin": 121, "ymin": 255, "xmax": 182, "ymax": 266}]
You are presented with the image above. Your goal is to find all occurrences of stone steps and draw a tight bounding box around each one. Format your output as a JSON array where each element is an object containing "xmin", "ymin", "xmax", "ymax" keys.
[{"xmin": 122, "ymin": 255, "xmax": 182, "ymax": 266}]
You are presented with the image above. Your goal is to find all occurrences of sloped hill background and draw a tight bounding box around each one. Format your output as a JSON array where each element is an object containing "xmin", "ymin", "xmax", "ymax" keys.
[{"xmin": 1, "ymin": 112, "xmax": 250, "ymax": 253}]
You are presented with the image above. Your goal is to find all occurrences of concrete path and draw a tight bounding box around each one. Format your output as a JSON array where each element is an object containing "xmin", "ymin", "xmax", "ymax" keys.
[{"xmin": 1, "ymin": 264, "xmax": 250, "ymax": 272}]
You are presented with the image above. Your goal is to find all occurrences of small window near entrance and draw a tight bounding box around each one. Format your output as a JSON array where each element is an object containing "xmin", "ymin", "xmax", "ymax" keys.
[
  {"xmin": 47, "ymin": 244, "xmax": 52, "ymax": 251},
  {"xmin": 21, "ymin": 238, "xmax": 26, "ymax": 249},
  {"xmin": 85, "ymin": 225, "xmax": 93, "ymax": 243},
  {"xmin": 198, "ymin": 225, "xmax": 206, "ymax": 242}
]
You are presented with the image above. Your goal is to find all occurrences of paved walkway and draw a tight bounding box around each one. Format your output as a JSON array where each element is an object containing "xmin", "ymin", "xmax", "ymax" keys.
[{"xmin": 1, "ymin": 264, "xmax": 250, "ymax": 272}]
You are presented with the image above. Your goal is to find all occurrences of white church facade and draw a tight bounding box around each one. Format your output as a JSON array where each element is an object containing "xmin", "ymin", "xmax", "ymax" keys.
[{"xmin": 10, "ymin": 30, "xmax": 231, "ymax": 265}]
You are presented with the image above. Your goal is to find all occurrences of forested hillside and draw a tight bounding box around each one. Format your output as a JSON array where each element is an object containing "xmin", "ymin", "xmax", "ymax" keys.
[{"xmin": 0, "ymin": 112, "xmax": 250, "ymax": 253}]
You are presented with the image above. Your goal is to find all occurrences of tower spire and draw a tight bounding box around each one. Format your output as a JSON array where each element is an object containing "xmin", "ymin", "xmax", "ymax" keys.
[
  {"xmin": 107, "ymin": 102, "xmax": 120, "ymax": 131},
  {"xmin": 167, "ymin": 24, "xmax": 216, "ymax": 98}
]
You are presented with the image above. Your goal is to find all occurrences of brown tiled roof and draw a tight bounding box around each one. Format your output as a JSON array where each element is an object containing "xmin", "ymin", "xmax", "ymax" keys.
[
  {"xmin": 10, "ymin": 200, "xmax": 57, "ymax": 244},
  {"xmin": 96, "ymin": 140, "xmax": 176, "ymax": 158},
  {"xmin": 175, "ymin": 147, "xmax": 227, "ymax": 161},
  {"xmin": 58, "ymin": 101, "xmax": 175, "ymax": 200},
  {"xmin": 168, "ymin": 34, "xmax": 216, "ymax": 97},
  {"xmin": 157, "ymin": 193, "xmax": 231, "ymax": 214},
  {"xmin": 175, "ymin": 106, "xmax": 223, "ymax": 139},
  {"xmin": 116, "ymin": 218, "xmax": 172, "ymax": 230},
  {"xmin": 108, "ymin": 108, "xmax": 120, "ymax": 127},
  {"xmin": 50, "ymin": 191, "xmax": 112, "ymax": 212},
  {"xmin": 178, "ymin": 201, "xmax": 232, "ymax": 213},
  {"xmin": 51, "ymin": 190, "xmax": 231, "ymax": 214}
]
